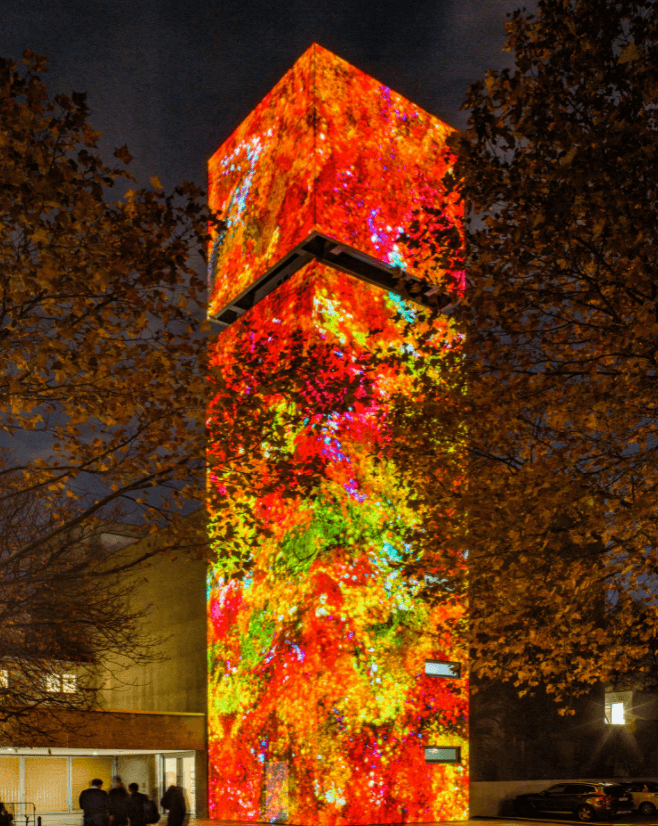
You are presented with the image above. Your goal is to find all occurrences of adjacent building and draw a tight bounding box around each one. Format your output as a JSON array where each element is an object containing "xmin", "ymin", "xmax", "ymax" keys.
[{"xmin": 0, "ymin": 528, "xmax": 208, "ymax": 825}]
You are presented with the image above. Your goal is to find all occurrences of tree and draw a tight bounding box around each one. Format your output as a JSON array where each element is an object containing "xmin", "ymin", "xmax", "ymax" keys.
[
  {"xmin": 0, "ymin": 51, "xmax": 212, "ymax": 736},
  {"xmin": 412, "ymin": 0, "xmax": 658, "ymax": 706},
  {"xmin": 0, "ymin": 480, "xmax": 150, "ymax": 744}
]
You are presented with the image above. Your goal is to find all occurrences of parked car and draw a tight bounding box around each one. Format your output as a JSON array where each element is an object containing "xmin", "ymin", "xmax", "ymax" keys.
[
  {"xmin": 513, "ymin": 782, "xmax": 633, "ymax": 822},
  {"xmin": 624, "ymin": 781, "xmax": 658, "ymax": 815}
]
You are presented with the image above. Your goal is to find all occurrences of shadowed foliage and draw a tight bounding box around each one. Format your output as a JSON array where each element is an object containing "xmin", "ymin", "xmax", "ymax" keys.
[
  {"xmin": 0, "ymin": 51, "xmax": 212, "ymax": 737},
  {"xmin": 406, "ymin": 0, "xmax": 658, "ymax": 707}
]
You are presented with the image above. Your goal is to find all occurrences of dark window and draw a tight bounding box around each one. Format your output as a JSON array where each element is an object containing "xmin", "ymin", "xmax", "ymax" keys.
[
  {"xmin": 603, "ymin": 786, "xmax": 627, "ymax": 796},
  {"xmin": 547, "ymin": 786, "xmax": 568, "ymax": 795},
  {"xmin": 424, "ymin": 746, "xmax": 460, "ymax": 764}
]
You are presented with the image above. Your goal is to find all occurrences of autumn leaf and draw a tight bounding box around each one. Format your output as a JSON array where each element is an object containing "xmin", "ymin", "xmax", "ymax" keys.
[
  {"xmin": 114, "ymin": 143, "xmax": 133, "ymax": 164},
  {"xmin": 618, "ymin": 41, "xmax": 640, "ymax": 63}
]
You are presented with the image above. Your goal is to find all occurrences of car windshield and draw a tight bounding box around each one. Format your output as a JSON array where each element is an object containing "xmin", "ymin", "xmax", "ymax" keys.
[
  {"xmin": 644, "ymin": 783, "xmax": 658, "ymax": 792},
  {"xmin": 604, "ymin": 786, "xmax": 627, "ymax": 796}
]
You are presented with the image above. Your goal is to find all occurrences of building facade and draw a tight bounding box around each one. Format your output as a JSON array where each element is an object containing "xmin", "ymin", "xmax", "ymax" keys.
[{"xmin": 0, "ymin": 531, "xmax": 208, "ymax": 826}]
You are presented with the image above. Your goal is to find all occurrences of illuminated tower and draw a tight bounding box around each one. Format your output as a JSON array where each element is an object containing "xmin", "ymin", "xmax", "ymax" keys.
[{"xmin": 206, "ymin": 44, "xmax": 467, "ymax": 824}]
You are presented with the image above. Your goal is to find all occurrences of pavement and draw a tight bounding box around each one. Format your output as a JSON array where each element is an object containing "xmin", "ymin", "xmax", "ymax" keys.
[{"xmin": 480, "ymin": 814, "xmax": 658, "ymax": 826}]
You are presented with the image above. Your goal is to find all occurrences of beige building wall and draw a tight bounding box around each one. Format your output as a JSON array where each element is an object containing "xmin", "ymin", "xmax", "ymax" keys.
[
  {"xmin": 99, "ymin": 552, "xmax": 207, "ymax": 715},
  {"xmin": 97, "ymin": 533, "xmax": 209, "ymax": 817}
]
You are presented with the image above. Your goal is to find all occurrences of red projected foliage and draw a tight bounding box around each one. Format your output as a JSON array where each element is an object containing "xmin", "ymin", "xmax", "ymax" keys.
[
  {"xmin": 206, "ymin": 263, "xmax": 467, "ymax": 824},
  {"xmin": 207, "ymin": 44, "xmax": 461, "ymax": 318}
]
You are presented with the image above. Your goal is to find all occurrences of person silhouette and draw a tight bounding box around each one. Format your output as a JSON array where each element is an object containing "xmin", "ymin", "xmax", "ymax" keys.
[{"xmin": 160, "ymin": 786, "xmax": 185, "ymax": 826}]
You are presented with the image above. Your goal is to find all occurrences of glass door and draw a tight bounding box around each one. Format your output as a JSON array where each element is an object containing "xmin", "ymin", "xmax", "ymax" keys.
[{"xmin": 161, "ymin": 754, "xmax": 195, "ymax": 816}]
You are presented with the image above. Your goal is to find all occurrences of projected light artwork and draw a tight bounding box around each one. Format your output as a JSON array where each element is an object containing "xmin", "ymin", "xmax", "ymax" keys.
[
  {"xmin": 207, "ymin": 45, "xmax": 467, "ymax": 825},
  {"xmin": 207, "ymin": 44, "xmax": 462, "ymax": 320}
]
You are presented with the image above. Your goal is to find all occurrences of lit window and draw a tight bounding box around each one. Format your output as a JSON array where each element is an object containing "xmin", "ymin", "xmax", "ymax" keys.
[
  {"xmin": 0, "ymin": 670, "xmax": 8, "ymax": 688},
  {"xmin": 604, "ymin": 690, "xmax": 631, "ymax": 724},
  {"xmin": 425, "ymin": 746, "xmax": 461, "ymax": 764},
  {"xmin": 62, "ymin": 674, "xmax": 77, "ymax": 693},
  {"xmin": 45, "ymin": 673, "xmax": 77, "ymax": 693},
  {"xmin": 425, "ymin": 660, "xmax": 461, "ymax": 679},
  {"xmin": 45, "ymin": 674, "xmax": 60, "ymax": 693},
  {"xmin": 610, "ymin": 702, "xmax": 625, "ymax": 725}
]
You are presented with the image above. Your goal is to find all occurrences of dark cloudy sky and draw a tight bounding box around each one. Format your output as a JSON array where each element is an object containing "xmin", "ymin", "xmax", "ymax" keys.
[{"xmin": 1, "ymin": 0, "xmax": 529, "ymax": 192}]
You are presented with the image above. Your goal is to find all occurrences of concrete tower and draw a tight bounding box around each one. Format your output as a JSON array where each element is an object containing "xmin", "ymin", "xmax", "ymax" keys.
[{"xmin": 206, "ymin": 44, "xmax": 467, "ymax": 824}]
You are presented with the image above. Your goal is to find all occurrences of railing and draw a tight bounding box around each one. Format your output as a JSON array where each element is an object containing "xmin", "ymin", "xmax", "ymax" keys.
[{"xmin": 4, "ymin": 802, "xmax": 38, "ymax": 826}]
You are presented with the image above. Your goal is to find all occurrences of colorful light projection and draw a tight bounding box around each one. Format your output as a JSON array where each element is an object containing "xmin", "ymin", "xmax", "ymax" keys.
[
  {"xmin": 207, "ymin": 44, "xmax": 461, "ymax": 318},
  {"xmin": 207, "ymin": 262, "xmax": 468, "ymax": 824}
]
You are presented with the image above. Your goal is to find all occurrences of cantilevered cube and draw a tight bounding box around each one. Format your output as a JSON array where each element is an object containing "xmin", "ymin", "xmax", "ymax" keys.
[{"xmin": 208, "ymin": 44, "xmax": 460, "ymax": 323}]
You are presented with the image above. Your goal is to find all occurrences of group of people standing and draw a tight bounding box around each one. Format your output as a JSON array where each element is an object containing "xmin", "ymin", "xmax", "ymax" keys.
[
  {"xmin": 79, "ymin": 777, "xmax": 186, "ymax": 826},
  {"xmin": 0, "ymin": 802, "xmax": 13, "ymax": 826}
]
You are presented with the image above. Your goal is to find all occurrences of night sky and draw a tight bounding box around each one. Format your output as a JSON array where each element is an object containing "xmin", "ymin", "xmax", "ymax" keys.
[
  {"xmin": 1, "ymin": 0, "xmax": 530, "ymax": 193},
  {"xmin": 1, "ymin": 0, "xmax": 531, "ymax": 480}
]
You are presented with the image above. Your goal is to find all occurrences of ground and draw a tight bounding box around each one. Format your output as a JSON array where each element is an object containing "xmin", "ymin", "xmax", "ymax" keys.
[{"xmin": 188, "ymin": 816, "xmax": 658, "ymax": 826}]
